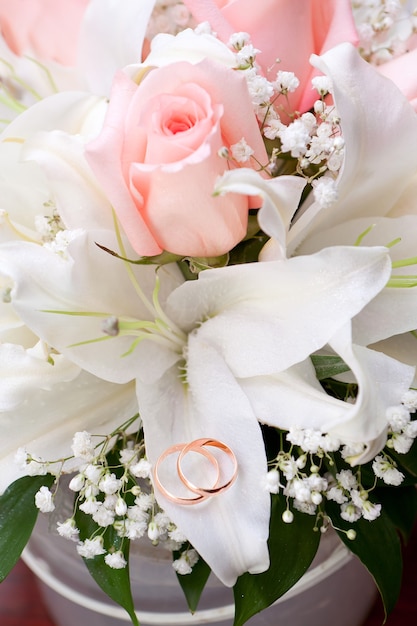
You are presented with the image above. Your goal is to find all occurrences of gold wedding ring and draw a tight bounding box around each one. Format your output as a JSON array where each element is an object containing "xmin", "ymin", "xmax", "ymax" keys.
[
  {"xmin": 153, "ymin": 438, "xmax": 238, "ymax": 506},
  {"xmin": 177, "ymin": 438, "xmax": 238, "ymax": 497}
]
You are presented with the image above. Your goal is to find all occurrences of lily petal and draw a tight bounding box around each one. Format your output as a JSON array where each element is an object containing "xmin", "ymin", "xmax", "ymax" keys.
[
  {"xmin": 138, "ymin": 336, "xmax": 270, "ymax": 586},
  {"xmin": 0, "ymin": 341, "xmax": 80, "ymax": 410},
  {"xmin": 77, "ymin": 0, "xmax": 156, "ymax": 95},
  {"xmin": 167, "ymin": 245, "xmax": 391, "ymax": 377},
  {"xmin": 215, "ymin": 168, "xmax": 306, "ymax": 259},
  {"xmin": 0, "ymin": 230, "xmax": 183, "ymax": 383}
]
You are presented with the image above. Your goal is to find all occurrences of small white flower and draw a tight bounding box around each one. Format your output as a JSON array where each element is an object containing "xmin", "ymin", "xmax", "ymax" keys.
[
  {"xmin": 263, "ymin": 469, "xmax": 280, "ymax": 494},
  {"xmin": 168, "ymin": 527, "xmax": 187, "ymax": 544},
  {"xmin": 35, "ymin": 486, "xmax": 55, "ymax": 513},
  {"xmin": 282, "ymin": 510, "xmax": 294, "ymax": 523},
  {"xmin": 341, "ymin": 502, "xmax": 361, "ymax": 523},
  {"xmin": 57, "ymin": 518, "xmax": 79, "ymax": 542},
  {"xmin": 337, "ymin": 469, "xmax": 358, "ymax": 491},
  {"xmin": 115, "ymin": 497, "xmax": 128, "ymax": 517},
  {"xmin": 386, "ymin": 404, "xmax": 410, "ymax": 432},
  {"xmin": 275, "ymin": 70, "xmax": 299, "ymax": 94},
  {"xmin": 231, "ymin": 138, "xmax": 255, "ymax": 163},
  {"xmin": 147, "ymin": 520, "xmax": 160, "ymax": 542},
  {"xmin": 228, "ymin": 31, "xmax": 251, "ymax": 50},
  {"xmin": 14, "ymin": 448, "xmax": 29, "ymax": 468},
  {"xmin": 92, "ymin": 503, "xmax": 115, "ymax": 527},
  {"xmin": 69, "ymin": 473, "xmax": 85, "ymax": 492},
  {"xmin": 326, "ymin": 486, "xmax": 348, "ymax": 504},
  {"xmin": 361, "ymin": 500, "xmax": 382, "ymax": 521},
  {"xmin": 401, "ymin": 390, "xmax": 417, "ymax": 412},
  {"xmin": 389, "ymin": 432, "xmax": 414, "ymax": 454},
  {"xmin": 235, "ymin": 43, "xmax": 260, "ymax": 67},
  {"xmin": 312, "ymin": 176, "xmax": 338, "ymax": 209},
  {"xmin": 77, "ymin": 536, "xmax": 106, "ymax": 558},
  {"xmin": 311, "ymin": 75, "xmax": 332, "ymax": 96},
  {"xmin": 119, "ymin": 448, "xmax": 137, "ymax": 466},
  {"xmin": 71, "ymin": 431, "xmax": 95, "ymax": 461},
  {"xmin": 172, "ymin": 549, "xmax": 199, "ymax": 575},
  {"xmin": 79, "ymin": 497, "xmax": 99, "ymax": 515},
  {"xmin": 84, "ymin": 463, "xmax": 104, "ymax": 484},
  {"xmin": 99, "ymin": 472, "xmax": 122, "ymax": 495},
  {"xmin": 105, "ymin": 551, "xmax": 127, "ymax": 569},
  {"xmin": 130, "ymin": 458, "xmax": 152, "ymax": 479},
  {"xmin": 372, "ymin": 455, "xmax": 404, "ymax": 485}
]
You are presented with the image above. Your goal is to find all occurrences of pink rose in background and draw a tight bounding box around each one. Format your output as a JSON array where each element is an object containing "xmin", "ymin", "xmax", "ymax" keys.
[
  {"xmin": 183, "ymin": 0, "xmax": 358, "ymax": 113},
  {"xmin": 85, "ymin": 59, "xmax": 268, "ymax": 258},
  {"xmin": 0, "ymin": 0, "xmax": 89, "ymax": 65}
]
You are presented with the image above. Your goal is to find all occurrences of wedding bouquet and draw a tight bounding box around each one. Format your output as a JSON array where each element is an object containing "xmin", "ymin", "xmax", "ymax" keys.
[{"xmin": 1, "ymin": 1, "xmax": 417, "ymax": 624}]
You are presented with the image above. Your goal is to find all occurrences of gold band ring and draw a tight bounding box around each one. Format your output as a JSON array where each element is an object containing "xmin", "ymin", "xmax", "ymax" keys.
[
  {"xmin": 177, "ymin": 438, "xmax": 238, "ymax": 497},
  {"xmin": 153, "ymin": 442, "xmax": 220, "ymax": 505}
]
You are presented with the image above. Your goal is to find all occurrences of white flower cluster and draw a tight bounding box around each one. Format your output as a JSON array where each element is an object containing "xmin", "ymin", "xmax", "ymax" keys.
[
  {"xmin": 227, "ymin": 31, "xmax": 345, "ymax": 193},
  {"xmin": 386, "ymin": 395, "xmax": 417, "ymax": 453},
  {"xmin": 24, "ymin": 428, "xmax": 196, "ymax": 574},
  {"xmin": 352, "ymin": 0, "xmax": 417, "ymax": 64},
  {"xmin": 265, "ymin": 391, "xmax": 417, "ymax": 528},
  {"xmin": 326, "ymin": 469, "xmax": 382, "ymax": 522}
]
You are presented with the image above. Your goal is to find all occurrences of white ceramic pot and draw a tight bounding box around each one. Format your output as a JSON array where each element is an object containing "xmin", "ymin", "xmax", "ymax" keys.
[{"xmin": 22, "ymin": 504, "xmax": 377, "ymax": 626}]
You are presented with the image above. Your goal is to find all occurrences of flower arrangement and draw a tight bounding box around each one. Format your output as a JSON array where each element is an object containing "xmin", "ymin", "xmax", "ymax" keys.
[{"xmin": 1, "ymin": 1, "xmax": 417, "ymax": 624}]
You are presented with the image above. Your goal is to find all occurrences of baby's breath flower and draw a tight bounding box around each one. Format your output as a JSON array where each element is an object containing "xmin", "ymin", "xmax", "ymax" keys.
[
  {"xmin": 311, "ymin": 75, "xmax": 332, "ymax": 96},
  {"xmin": 57, "ymin": 518, "xmax": 79, "ymax": 542},
  {"xmin": 71, "ymin": 431, "xmax": 95, "ymax": 461},
  {"xmin": 130, "ymin": 458, "xmax": 152, "ymax": 478},
  {"xmin": 172, "ymin": 548, "xmax": 199, "ymax": 575},
  {"xmin": 228, "ymin": 31, "xmax": 251, "ymax": 50},
  {"xmin": 312, "ymin": 176, "xmax": 338, "ymax": 209},
  {"xmin": 99, "ymin": 472, "xmax": 122, "ymax": 495},
  {"xmin": 35, "ymin": 486, "xmax": 55, "ymax": 513},
  {"xmin": 105, "ymin": 550, "xmax": 127, "ymax": 569},
  {"xmin": 401, "ymin": 390, "xmax": 417, "ymax": 412},
  {"xmin": 77, "ymin": 536, "xmax": 106, "ymax": 558},
  {"xmin": 274, "ymin": 70, "xmax": 300, "ymax": 94},
  {"xmin": 372, "ymin": 454, "xmax": 404, "ymax": 485},
  {"xmin": 264, "ymin": 469, "xmax": 280, "ymax": 494},
  {"xmin": 386, "ymin": 404, "xmax": 411, "ymax": 431},
  {"xmin": 69, "ymin": 473, "xmax": 85, "ymax": 492},
  {"xmin": 231, "ymin": 138, "xmax": 255, "ymax": 163}
]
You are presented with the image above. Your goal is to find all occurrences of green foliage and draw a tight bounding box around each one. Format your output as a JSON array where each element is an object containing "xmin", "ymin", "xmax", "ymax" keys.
[
  {"xmin": 374, "ymin": 485, "xmax": 417, "ymax": 542},
  {"xmin": 74, "ymin": 507, "xmax": 139, "ymax": 626},
  {"xmin": 0, "ymin": 474, "xmax": 55, "ymax": 582},
  {"xmin": 233, "ymin": 494, "xmax": 320, "ymax": 626},
  {"xmin": 174, "ymin": 551, "xmax": 211, "ymax": 613},
  {"xmin": 326, "ymin": 500, "xmax": 403, "ymax": 620},
  {"xmin": 310, "ymin": 354, "xmax": 351, "ymax": 380}
]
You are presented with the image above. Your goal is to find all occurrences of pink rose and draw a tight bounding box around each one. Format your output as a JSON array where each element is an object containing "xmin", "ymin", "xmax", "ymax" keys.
[
  {"xmin": 182, "ymin": 0, "xmax": 358, "ymax": 112},
  {"xmin": 85, "ymin": 60, "xmax": 268, "ymax": 257},
  {"xmin": 0, "ymin": 0, "xmax": 89, "ymax": 65}
]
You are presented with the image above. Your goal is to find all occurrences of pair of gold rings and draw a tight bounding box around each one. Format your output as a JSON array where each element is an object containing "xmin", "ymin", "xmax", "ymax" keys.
[{"xmin": 153, "ymin": 438, "xmax": 238, "ymax": 505}]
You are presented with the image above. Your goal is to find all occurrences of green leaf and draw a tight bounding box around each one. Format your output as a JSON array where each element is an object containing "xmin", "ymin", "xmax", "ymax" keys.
[
  {"xmin": 310, "ymin": 354, "xmax": 350, "ymax": 380},
  {"xmin": 233, "ymin": 495, "xmax": 320, "ymax": 626},
  {"xmin": 0, "ymin": 474, "xmax": 55, "ymax": 582},
  {"xmin": 174, "ymin": 552, "xmax": 211, "ymax": 613},
  {"xmin": 326, "ymin": 500, "xmax": 402, "ymax": 619},
  {"xmin": 373, "ymin": 485, "xmax": 417, "ymax": 542},
  {"xmin": 74, "ymin": 508, "xmax": 139, "ymax": 626}
]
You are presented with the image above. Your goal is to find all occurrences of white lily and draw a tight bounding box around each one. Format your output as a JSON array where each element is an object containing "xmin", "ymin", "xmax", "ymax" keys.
[
  {"xmin": 0, "ymin": 0, "xmax": 156, "ymax": 125},
  {"xmin": 0, "ymin": 369, "xmax": 138, "ymax": 494},
  {"xmin": 2, "ymin": 222, "xmax": 391, "ymax": 583}
]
